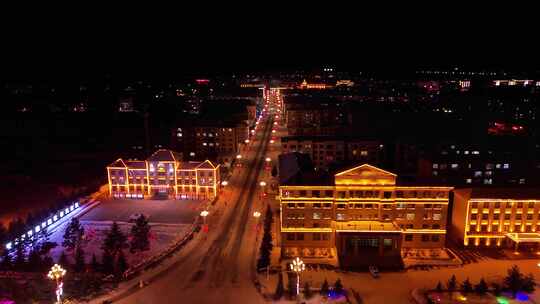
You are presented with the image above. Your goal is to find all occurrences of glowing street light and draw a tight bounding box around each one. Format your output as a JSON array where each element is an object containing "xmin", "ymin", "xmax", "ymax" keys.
[
  {"xmin": 259, "ymin": 181, "xmax": 267, "ymax": 187},
  {"xmin": 290, "ymin": 257, "xmax": 305, "ymax": 296},
  {"xmin": 200, "ymin": 210, "xmax": 209, "ymax": 225},
  {"xmin": 272, "ymin": 130, "xmax": 276, "ymax": 133},
  {"xmin": 245, "ymin": 139, "xmax": 250, "ymax": 144},
  {"xmin": 270, "ymin": 140, "xmax": 275, "ymax": 144},
  {"xmin": 236, "ymin": 154, "xmax": 242, "ymax": 159},
  {"xmin": 48, "ymin": 264, "xmax": 66, "ymax": 304},
  {"xmin": 265, "ymin": 157, "xmax": 272, "ymax": 163},
  {"xmin": 221, "ymin": 181, "xmax": 228, "ymax": 186},
  {"xmin": 253, "ymin": 211, "xmax": 261, "ymax": 218}
]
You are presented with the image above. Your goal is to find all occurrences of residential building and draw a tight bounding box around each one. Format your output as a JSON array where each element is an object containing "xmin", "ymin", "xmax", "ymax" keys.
[
  {"xmin": 106, "ymin": 149, "xmax": 220, "ymax": 200},
  {"xmin": 279, "ymin": 164, "xmax": 452, "ymax": 268},
  {"xmin": 452, "ymin": 188, "xmax": 540, "ymax": 250},
  {"xmin": 281, "ymin": 136, "xmax": 384, "ymax": 169}
]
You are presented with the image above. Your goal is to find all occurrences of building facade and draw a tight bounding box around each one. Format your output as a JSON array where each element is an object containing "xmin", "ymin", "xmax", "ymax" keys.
[
  {"xmin": 173, "ymin": 121, "xmax": 248, "ymax": 164},
  {"xmin": 281, "ymin": 136, "xmax": 385, "ymax": 169},
  {"xmin": 279, "ymin": 164, "xmax": 452, "ymax": 268},
  {"xmin": 107, "ymin": 149, "xmax": 220, "ymax": 200},
  {"xmin": 452, "ymin": 188, "xmax": 540, "ymax": 250}
]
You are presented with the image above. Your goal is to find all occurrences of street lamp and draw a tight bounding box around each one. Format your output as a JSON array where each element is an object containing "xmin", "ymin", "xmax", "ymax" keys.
[
  {"xmin": 259, "ymin": 181, "xmax": 266, "ymax": 187},
  {"xmin": 245, "ymin": 139, "xmax": 250, "ymax": 144},
  {"xmin": 270, "ymin": 140, "xmax": 275, "ymax": 144},
  {"xmin": 200, "ymin": 210, "xmax": 209, "ymax": 225},
  {"xmin": 221, "ymin": 181, "xmax": 228, "ymax": 187},
  {"xmin": 265, "ymin": 157, "xmax": 272, "ymax": 163},
  {"xmin": 290, "ymin": 257, "xmax": 305, "ymax": 296},
  {"xmin": 48, "ymin": 264, "xmax": 66, "ymax": 304}
]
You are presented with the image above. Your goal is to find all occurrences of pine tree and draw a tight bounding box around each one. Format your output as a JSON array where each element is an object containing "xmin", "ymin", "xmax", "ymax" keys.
[
  {"xmin": 63, "ymin": 218, "xmax": 85, "ymax": 251},
  {"xmin": 461, "ymin": 278, "xmax": 473, "ymax": 294},
  {"xmin": 303, "ymin": 281, "xmax": 312, "ymax": 299},
  {"xmin": 334, "ymin": 278, "xmax": 344, "ymax": 295},
  {"xmin": 523, "ymin": 273, "xmax": 536, "ymax": 294},
  {"xmin": 13, "ymin": 241, "xmax": 26, "ymax": 271},
  {"xmin": 58, "ymin": 250, "xmax": 70, "ymax": 269},
  {"xmin": 42, "ymin": 255, "xmax": 54, "ymax": 273},
  {"xmin": 474, "ymin": 278, "xmax": 488, "ymax": 294},
  {"xmin": 0, "ymin": 248, "xmax": 12, "ymax": 270},
  {"xmin": 102, "ymin": 222, "xmax": 127, "ymax": 257},
  {"xmin": 0, "ymin": 222, "xmax": 6, "ymax": 246},
  {"xmin": 101, "ymin": 250, "xmax": 115, "ymax": 275},
  {"xmin": 90, "ymin": 253, "xmax": 100, "ymax": 272},
  {"xmin": 74, "ymin": 245, "xmax": 86, "ymax": 273},
  {"xmin": 436, "ymin": 281, "xmax": 443, "ymax": 292},
  {"xmin": 504, "ymin": 265, "xmax": 524, "ymax": 298},
  {"xmin": 321, "ymin": 278, "xmax": 330, "ymax": 296},
  {"xmin": 274, "ymin": 272, "xmax": 284, "ymax": 300},
  {"xmin": 27, "ymin": 249, "xmax": 42, "ymax": 272},
  {"xmin": 271, "ymin": 165, "xmax": 278, "ymax": 178},
  {"xmin": 447, "ymin": 274, "xmax": 457, "ymax": 292},
  {"xmin": 115, "ymin": 250, "xmax": 128, "ymax": 279},
  {"xmin": 129, "ymin": 215, "xmax": 151, "ymax": 253}
]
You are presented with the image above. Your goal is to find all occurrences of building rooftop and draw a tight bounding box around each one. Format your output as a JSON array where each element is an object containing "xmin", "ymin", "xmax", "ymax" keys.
[
  {"xmin": 147, "ymin": 149, "xmax": 183, "ymax": 162},
  {"xmin": 458, "ymin": 187, "xmax": 540, "ymax": 200},
  {"xmin": 125, "ymin": 160, "xmax": 147, "ymax": 169}
]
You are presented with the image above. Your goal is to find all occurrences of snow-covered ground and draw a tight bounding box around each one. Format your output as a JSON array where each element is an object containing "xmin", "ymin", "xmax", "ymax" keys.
[{"xmin": 47, "ymin": 220, "xmax": 192, "ymax": 266}]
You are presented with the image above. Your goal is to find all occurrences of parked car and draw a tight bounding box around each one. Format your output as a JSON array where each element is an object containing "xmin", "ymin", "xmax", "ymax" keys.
[
  {"xmin": 128, "ymin": 213, "xmax": 148, "ymax": 222},
  {"xmin": 369, "ymin": 265, "xmax": 379, "ymax": 278}
]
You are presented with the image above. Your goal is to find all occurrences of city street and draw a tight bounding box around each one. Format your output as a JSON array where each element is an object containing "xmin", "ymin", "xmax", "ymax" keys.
[{"xmin": 105, "ymin": 92, "xmax": 280, "ymax": 304}]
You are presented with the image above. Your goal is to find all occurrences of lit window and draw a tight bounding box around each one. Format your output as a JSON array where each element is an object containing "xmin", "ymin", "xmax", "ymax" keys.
[
  {"xmin": 519, "ymin": 178, "xmax": 526, "ymax": 184},
  {"xmin": 483, "ymin": 178, "xmax": 493, "ymax": 185},
  {"xmin": 433, "ymin": 213, "xmax": 442, "ymax": 220},
  {"xmin": 360, "ymin": 150, "xmax": 368, "ymax": 156},
  {"xmin": 496, "ymin": 164, "xmax": 501, "ymax": 169},
  {"xmin": 203, "ymin": 143, "xmax": 207, "ymax": 146},
  {"xmin": 313, "ymin": 212, "xmax": 321, "ymax": 220},
  {"xmin": 464, "ymin": 150, "xmax": 469, "ymax": 155},
  {"xmin": 177, "ymin": 128, "xmax": 182, "ymax": 131},
  {"xmin": 474, "ymin": 171, "xmax": 482, "ymax": 177},
  {"xmin": 451, "ymin": 164, "xmax": 459, "ymax": 169},
  {"xmin": 177, "ymin": 133, "xmax": 182, "ymax": 137},
  {"xmin": 406, "ymin": 213, "xmax": 415, "ymax": 220},
  {"xmin": 336, "ymin": 213, "xmax": 346, "ymax": 221},
  {"xmin": 190, "ymin": 152, "xmax": 195, "ymax": 156},
  {"xmin": 466, "ymin": 178, "xmax": 472, "ymax": 184},
  {"xmin": 472, "ymin": 151, "xmax": 480, "ymax": 155},
  {"xmin": 503, "ymin": 163, "xmax": 510, "ymax": 169},
  {"xmin": 432, "ymin": 163, "xmax": 438, "ymax": 169}
]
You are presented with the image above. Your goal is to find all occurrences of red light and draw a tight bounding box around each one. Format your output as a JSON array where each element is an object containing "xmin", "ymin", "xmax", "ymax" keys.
[{"xmin": 195, "ymin": 79, "xmax": 210, "ymax": 84}]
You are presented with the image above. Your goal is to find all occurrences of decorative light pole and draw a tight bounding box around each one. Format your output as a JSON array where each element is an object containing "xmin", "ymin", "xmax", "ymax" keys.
[
  {"xmin": 48, "ymin": 264, "xmax": 66, "ymax": 304},
  {"xmin": 253, "ymin": 211, "xmax": 261, "ymax": 229},
  {"xmin": 200, "ymin": 210, "xmax": 209, "ymax": 225},
  {"xmin": 259, "ymin": 181, "xmax": 267, "ymax": 201},
  {"xmin": 290, "ymin": 257, "xmax": 305, "ymax": 296}
]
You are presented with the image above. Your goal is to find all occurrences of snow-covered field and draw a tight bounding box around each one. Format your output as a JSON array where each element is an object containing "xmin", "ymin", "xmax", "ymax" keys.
[{"xmin": 48, "ymin": 220, "xmax": 192, "ymax": 266}]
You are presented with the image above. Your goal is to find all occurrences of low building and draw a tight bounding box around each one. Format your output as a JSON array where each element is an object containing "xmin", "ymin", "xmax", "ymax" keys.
[
  {"xmin": 107, "ymin": 149, "xmax": 220, "ymax": 200},
  {"xmin": 278, "ymin": 164, "xmax": 452, "ymax": 268},
  {"xmin": 452, "ymin": 188, "xmax": 540, "ymax": 251}
]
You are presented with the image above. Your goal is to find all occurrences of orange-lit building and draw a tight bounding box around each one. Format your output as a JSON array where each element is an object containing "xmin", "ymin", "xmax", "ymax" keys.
[
  {"xmin": 107, "ymin": 149, "xmax": 220, "ymax": 200},
  {"xmin": 298, "ymin": 79, "xmax": 333, "ymax": 90},
  {"xmin": 279, "ymin": 164, "xmax": 452, "ymax": 268},
  {"xmin": 452, "ymin": 188, "xmax": 540, "ymax": 250}
]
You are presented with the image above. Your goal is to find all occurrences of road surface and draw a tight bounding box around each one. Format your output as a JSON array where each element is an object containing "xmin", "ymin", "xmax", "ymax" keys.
[{"xmin": 112, "ymin": 91, "xmax": 279, "ymax": 304}]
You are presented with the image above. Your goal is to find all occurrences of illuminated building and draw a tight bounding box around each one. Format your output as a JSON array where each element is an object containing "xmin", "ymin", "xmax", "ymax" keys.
[
  {"xmin": 335, "ymin": 80, "xmax": 354, "ymax": 87},
  {"xmin": 281, "ymin": 136, "xmax": 385, "ymax": 169},
  {"xmin": 173, "ymin": 120, "xmax": 248, "ymax": 164},
  {"xmin": 298, "ymin": 79, "xmax": 332, "ymax": 90},
  {"xmin": 283, "ymin": 97, "xmax": 347, "ymax": 136},
  {"xmin": 452, "ymin": 188, "xmax": 540, "ymax": 250},
  {"xmin": 107, "ymin": 149, "xmax": 220, "ymax": 200},
  {"xmin": 279, "ymin": 164, "xmax": 452, "ymax": 268}
]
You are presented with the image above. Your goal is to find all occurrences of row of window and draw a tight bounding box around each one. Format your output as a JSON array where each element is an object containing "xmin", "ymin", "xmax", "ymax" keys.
[
  {"xmin": 282, "ymin": 190, "xmax": 447, "ymax": 199},
  {"xmin": 469, "ymin": 224, "xmax": 540, "ymax": 233},
  {"xmin": 471, "ymin": 201, "xmax": 537, "ymax": 209},
  {"xmin": 286, "ymin": 233, "xmax": 330, "ymax": 241},
  {"xmin": 285, "ymin": 202, "xmax": 443, "ymax": 210},
  {"xmin": 404, "ymin": 234, "xmax": 440, "ymax": 242},
  {"xmin": 433, "ymin": 162, "xmax": 510, "ymax": 169},
  {"xmin": 470, "ymin": 213, "xmax": 537, "ymax": 220},
  {"xmin": 284, "ymin": 212, "xmax": 443, "ymax": 221}
]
